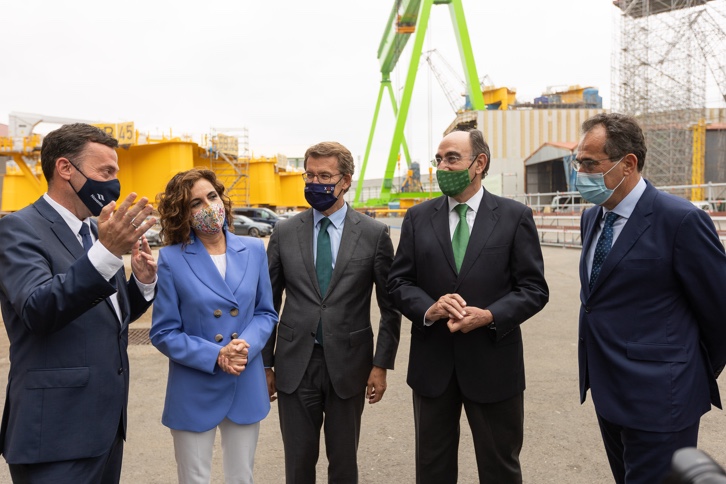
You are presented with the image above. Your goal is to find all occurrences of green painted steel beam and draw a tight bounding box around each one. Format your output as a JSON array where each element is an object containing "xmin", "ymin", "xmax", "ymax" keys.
[
  {"xmin": 448, "ymin": 0, "xmax": 485, "ymax": 110},
  {"xmin": 378, "ymin": 0, "xmax": 422, "ymax": 75},
  {"xmin": 354, "ymin": 81, "xmax": 413, "ymax": 207},
  {"xmin": 380, "ymin": 0, "xmax": 434, "ymax": 204},
  {"xmin": 361, "ymin": 0, "xmax": 485, "ymax": 207}
]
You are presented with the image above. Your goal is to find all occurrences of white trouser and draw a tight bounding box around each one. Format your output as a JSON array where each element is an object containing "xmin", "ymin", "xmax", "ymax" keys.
[{"xmin": 170, "ymin": 418, "xmax": 260, "ymax": 484}]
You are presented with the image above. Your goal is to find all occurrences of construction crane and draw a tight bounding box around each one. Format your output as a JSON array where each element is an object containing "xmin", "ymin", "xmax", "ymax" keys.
[
  {"xmin": 689, "ymin": 6, "xmax": 726, "ymax": 199},
  {"xmin": 423, "ymin": 49, "xmax": 466, "ymax": 113},
  {"xmin": 354, "ymin": 0, "xmax": 486, "ymax": 207}
]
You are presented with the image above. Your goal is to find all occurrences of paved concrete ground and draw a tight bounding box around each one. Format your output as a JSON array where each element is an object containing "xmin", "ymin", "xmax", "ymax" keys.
[{"xmin": 1, "ymin": 218, "xmax": 725, "ymax": 483}]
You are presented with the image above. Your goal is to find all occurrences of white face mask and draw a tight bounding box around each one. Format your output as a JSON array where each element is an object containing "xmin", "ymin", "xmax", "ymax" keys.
[{"xmin": 575, "ymin": 158, "xmax": 625, "ymax": 205}]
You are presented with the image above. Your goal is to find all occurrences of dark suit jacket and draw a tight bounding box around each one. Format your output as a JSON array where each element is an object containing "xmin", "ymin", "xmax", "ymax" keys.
[
  {"xmin": 387, "ymin": 190, "xmax": 549, "ymax": 403},
  {"xmin": 579, "ymin": 180, "xmax": 726, "ymax": 432},
  {"xmin": 0, "ymin": 197, "xmax": 153, "ymax": 464},
  {"xmin": 262, "ymin": 206, "xmax": 401, "ymax": 400}
]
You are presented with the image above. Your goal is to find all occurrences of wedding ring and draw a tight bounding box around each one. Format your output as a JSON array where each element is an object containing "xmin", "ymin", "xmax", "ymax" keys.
[{"xmin": 131, "ymin": 222, "xmax": 139, "ymax": 229}]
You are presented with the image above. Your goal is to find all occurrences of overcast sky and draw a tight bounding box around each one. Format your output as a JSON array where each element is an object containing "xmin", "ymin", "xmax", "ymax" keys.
[{"xmin": 1, "ymin": 0, "xmax": 631, "ymax": 178}]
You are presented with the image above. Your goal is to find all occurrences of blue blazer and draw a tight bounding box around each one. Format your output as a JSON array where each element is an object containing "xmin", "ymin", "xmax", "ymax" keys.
[
  {"xmin": 0, "ymin": 197, "xmax": 153, "ymax": 464},
  {"xmin": 151, "ymin": 231, "xmax": 277, "ymax": 432},
  {"xmin": 578, "ymin": 181, "xmax": 726, "ymax": 432}
]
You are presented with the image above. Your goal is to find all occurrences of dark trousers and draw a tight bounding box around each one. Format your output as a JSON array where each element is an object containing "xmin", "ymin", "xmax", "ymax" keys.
[
  {"xmin": 8, "ymin": 424, "xmax": 124, "ymax": 484},
  {"xmin": 278, "ymin": 345, "xmax": 365, "ymax": 484},
  {"xmin": 597, "ymin": 414, "xmax": 699, "ymax": 484},
  {"xmin": 413, "ymin": 374, "xmax": 524, "ymax": 484}
]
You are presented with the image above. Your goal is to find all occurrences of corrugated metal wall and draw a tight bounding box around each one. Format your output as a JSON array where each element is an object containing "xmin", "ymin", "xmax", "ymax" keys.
[{"xmin": 476, "ymin": 108, "xmax": 604, "ymax": 196}]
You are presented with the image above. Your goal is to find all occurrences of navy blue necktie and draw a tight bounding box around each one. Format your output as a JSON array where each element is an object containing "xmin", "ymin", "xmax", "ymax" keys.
[
  {"xmin": 590, "ymin": 211, "xmax": 618, "ymax": 289},
  {"xmin": 315, "ymin": 217, "xmax": 333, "ymax": 345},
  {"xmin": 79, "ymin": 223, "xmax": 93, "ymax": 252}
]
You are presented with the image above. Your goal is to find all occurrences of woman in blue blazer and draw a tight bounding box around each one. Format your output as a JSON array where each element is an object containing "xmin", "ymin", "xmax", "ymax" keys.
[{"xmin": 151, "ymin": 168, "xmax": 277, "ymax": 484}]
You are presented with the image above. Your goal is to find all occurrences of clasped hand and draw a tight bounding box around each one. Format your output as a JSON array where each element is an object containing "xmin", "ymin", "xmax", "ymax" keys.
[
  {"xmin": 217, "ymin": 339, "xmax": 250, "ymax": 376},
  {"xmin": 425, "ymin": 293, "xmax": 493, "ymax": 333}
]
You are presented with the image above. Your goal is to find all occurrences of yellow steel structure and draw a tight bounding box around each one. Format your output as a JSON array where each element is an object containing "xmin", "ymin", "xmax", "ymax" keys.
[
  {"xmin": 482, "ymin": 86, "xmax": 517, "ymax": 110},
  {"xmin": 0, "ymin": 129, "xmax": 307, "ymax": 212},
  {"xmin": 691, "ymin": 119, "xmax": 706, "ymax": 201}
]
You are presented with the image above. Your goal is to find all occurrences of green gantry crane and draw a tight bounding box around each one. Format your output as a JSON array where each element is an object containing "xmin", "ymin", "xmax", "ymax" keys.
[{"xmin": 354, "ymin": 0, "xmax": 486, "ymax": 207}]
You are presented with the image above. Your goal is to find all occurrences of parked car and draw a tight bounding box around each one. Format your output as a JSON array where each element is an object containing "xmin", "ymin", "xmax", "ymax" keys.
[
  {"xmin": 144, "ymin": 226, "xmax": 162, "ymax": 247},
  {"xmin": 232, "ymin": 207, "xmax": 280, "ymax": 227},
  {"xmin": 232, "ymin": 215, "xmax": 273, "ymax": 237},
  {"xmin": 278, "ymin": 211, "xmax": 302, "ymax": 220}
]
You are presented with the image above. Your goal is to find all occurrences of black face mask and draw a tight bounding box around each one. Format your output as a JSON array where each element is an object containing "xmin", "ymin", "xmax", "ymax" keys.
[
  {"xmin": 68, "ymin": 161, "xmax": 121, "ymax": 216},
  {"xmin": 304, "ymin": 179, "xmax": 341, "ymax": 212}
]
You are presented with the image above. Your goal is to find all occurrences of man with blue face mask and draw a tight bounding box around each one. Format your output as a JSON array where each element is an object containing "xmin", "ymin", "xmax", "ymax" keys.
[
  {"xmin": 575, "ymin": 113, "xmax": 726, "ymax": 484},
  {"xmin": 262, "ymin": 141, "xmax": 401, "ymax": 483},
  {"xmin": 0, "ymin": 123, "xmax": 158, "ymax": 483}
]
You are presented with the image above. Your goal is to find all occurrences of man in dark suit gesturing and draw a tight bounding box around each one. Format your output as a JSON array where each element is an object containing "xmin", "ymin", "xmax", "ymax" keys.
[
  {"xmin": 263, "ymin": 141, "xmax": 401, "ymax": 483},
  {"xmin": 0, "ymin": 124, "xmax": 158, "ymax": 483},
  {"xmin": 388, "ymin": 129, "xmax": 549, "ymax": 483},
  {"xmin": 575, "ymin": 113, "xmax": 726, "ymax": 484}
]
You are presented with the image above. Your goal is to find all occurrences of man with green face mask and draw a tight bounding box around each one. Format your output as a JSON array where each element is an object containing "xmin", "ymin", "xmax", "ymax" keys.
[{"xmin": 387, "ymin": 129, "xmax": 549, "ymax": 483}]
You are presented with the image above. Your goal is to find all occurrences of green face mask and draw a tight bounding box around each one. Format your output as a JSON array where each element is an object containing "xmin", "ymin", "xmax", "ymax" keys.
[{"xmin": 436, "ymin": 159, "xmax": 476, "ymax": 197}]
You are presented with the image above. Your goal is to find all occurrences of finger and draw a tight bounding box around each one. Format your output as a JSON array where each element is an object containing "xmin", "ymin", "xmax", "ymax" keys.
[
  {"xmin": 441, "ymin": 301, "xmax": 466, "ymax": 319},
  {"xmin": 98, "ymin": 200, "xmax": 116, "ymax": 223},
  {"xmin": 124, "ymin": 196, "xmax": 150, "ymax": 222},
  {"xmin": 447, "ymin": 319, "xmax": 461, "ymax": 333},
  {"xmin": 139, "ymin": 235, "xmax": 152, "ymax": 255},
  {"xmin": 114, "ymin": 193, "xmax": 139, "ymax": 219}
]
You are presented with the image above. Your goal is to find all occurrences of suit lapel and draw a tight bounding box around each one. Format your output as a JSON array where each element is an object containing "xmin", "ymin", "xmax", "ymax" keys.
[
  {"xmin": 457, "ymin": 190, "xmax": 499, "ymax": 285},
  {"xmin": 34, "ymin": 198, "xmax": 86, "ymax": 259},
  {"xmin": 181, "ymin": 234, "xmax": 239, "ymax": 306},
  {"xmin": 35, "ymin": 198, "xmax": 125, "ymax": 325},
  {"xmin": 431, "ymin": 197, "xmax": 457, "ymax": 274},
  {"xmin": 297, "ymin": 210, "xmax": 321, "ymax": 298},
  {"xmin": 589, "ymin": 184, "xmax": 655, "ymax": 294},
  {"xmin": 327, "ymin": 209, "xmax": 361, "ymax": 298},
  {"xmin": 224, "ymin": 232, "xmax": 249, "ymax": 296}
]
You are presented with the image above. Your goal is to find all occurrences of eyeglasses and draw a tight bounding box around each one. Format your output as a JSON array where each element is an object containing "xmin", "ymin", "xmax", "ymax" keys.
[
  {"xmin": 302, "ymin": 172, "xmax": 344, "ymax": 183},
  {"xmin": 571, "ymin": 156, "xmax": 621, "ymax": 171},
  {"xmin": 430, "ymin": 154, "xmax": 477, "ymax": 168}
]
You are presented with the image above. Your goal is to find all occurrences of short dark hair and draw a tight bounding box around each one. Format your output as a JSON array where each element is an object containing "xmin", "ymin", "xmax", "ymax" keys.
[
  {"xmin": 303, "ymin": 141, "xmax": 355, "ymax": 177},
  {"xmin": 41, "ymin": 123, "xmax": 119, "ymax": 183},
  {"xmin": 156, "ymin": 168, "xmax": 233, "ymax": 247},
  {"xmin": 581, "ymin": 113, "xmax": 647, "ymax": 171},
  {"xmin": 466, "ymin": 129, "xmax": 491, "ymax": 178}
]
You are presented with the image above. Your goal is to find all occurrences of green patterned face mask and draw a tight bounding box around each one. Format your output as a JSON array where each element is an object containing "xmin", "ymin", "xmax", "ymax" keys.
[{"xmin": 436, "ymin": 159, "xmax": 476, "ymax": 197}]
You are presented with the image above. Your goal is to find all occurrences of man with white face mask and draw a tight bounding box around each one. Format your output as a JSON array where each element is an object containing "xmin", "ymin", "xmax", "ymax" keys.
[{"xmin": 575, "ymin": 113, "xmax": 726, "ymax": 484}]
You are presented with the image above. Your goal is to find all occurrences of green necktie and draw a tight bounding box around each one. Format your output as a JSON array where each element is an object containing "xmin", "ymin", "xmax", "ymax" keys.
[
  {"xmin": 315, "ymin": 217, "xmax": 333, "ymax": 345},
  {"xmin": 453, "ymin": 204, "xmax": 470, "ymax": 272}
]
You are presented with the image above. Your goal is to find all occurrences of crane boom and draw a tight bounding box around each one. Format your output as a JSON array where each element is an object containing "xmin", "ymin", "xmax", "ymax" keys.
[{"xmin": 690, "ymin": 8, "xmax": 726, "ymax": 102}]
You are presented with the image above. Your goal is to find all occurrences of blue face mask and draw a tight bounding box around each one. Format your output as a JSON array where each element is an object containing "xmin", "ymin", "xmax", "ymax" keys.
[
  {"xmin": 575, "ymin": 157, "xmax": 625, "ymax": 205},
  {"xmin": 304, "ymin": 180, "xmax": 341, "ymax": 212},
  {"xmin": 69, "ymin": 161, "xmax": 121, "ymax": 216}
]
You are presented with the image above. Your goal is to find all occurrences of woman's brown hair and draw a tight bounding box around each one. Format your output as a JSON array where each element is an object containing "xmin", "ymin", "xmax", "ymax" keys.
[{"xmin": 156, "ymin": 168, "xmax": 233, "ymax": 246}]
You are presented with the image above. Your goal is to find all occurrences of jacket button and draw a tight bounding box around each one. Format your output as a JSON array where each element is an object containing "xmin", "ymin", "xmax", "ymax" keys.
[
  {"xmin": 310, "ymin": 332, "xmax": 316, "ymax": 337},
  {"xmin": 231, "ymin": 333, "xmax": 238, "ymax": 339},
  {"xmin": 230, "ymin": 308, "xmax": 239, "ymax": 317},
  {"xmin": 213, "ymin": 309, "xmax": 222, "ymax": 318},
  {"xmin": 118, "ymin": 367, "xmax": 124, "ymax": 374},
  {"xmin": 585, "ymin": 306, "xmax": 591, "ymax": 313},
  {"xmin": 215, "ymin": 334, "xmax": 223, "ymax": 342},
  {"xmin": 321, "ymin": 304, "xmax": 327, "ymax": 309}
]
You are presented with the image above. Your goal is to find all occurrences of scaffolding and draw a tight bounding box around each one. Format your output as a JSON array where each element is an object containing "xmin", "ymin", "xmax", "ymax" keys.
[{"xmin": 613, "ymin": 0, "xmax": 726, "ymax": 187}]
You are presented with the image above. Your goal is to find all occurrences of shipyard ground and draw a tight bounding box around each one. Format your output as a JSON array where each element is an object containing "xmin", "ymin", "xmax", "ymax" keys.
[{"xmin": 1, "ymin": 218, "xmax": 725, "ymax": 483}]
